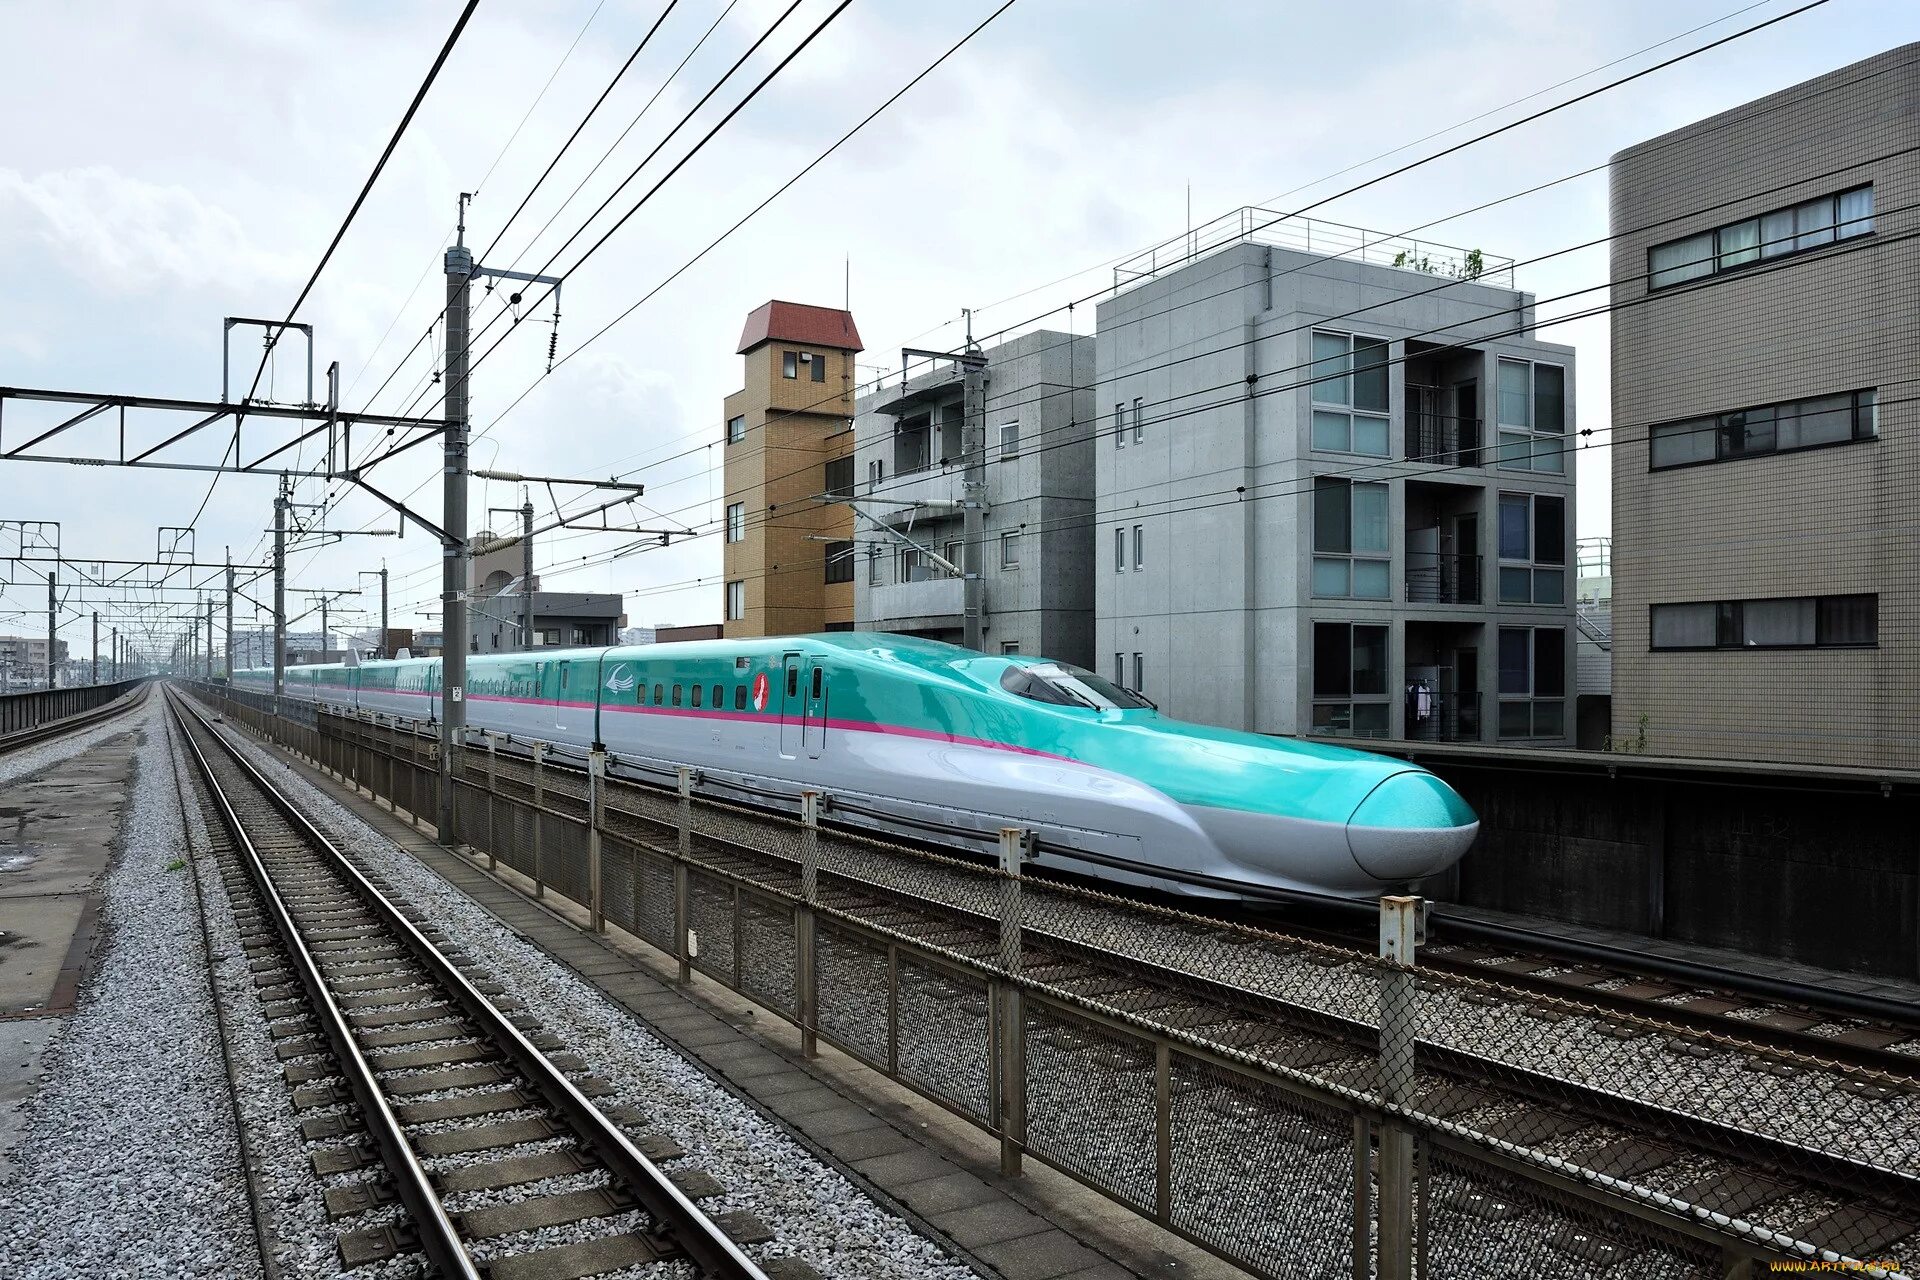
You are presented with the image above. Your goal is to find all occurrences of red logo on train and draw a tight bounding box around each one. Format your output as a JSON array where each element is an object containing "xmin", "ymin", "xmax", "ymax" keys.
[{"xmin": 751, "ymin": 671, "xmax": 770, "ymax": 711}]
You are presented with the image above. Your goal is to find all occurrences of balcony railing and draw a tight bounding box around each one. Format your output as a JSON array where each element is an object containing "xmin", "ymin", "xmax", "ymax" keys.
[
  {"xmin": 1405, "ymin": 553, "xmax": 1482, "ymax": 604},
  {"xmin": 1406, "ymin": 410, "xmax": 1485, "ymax": 467},
  {"xmin": 1406, "ymin": 691, "xmax": 1481, "ymax": 743}
]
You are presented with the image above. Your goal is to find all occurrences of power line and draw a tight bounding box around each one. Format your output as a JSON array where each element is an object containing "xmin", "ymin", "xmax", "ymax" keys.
[{"xmin": 457, "ymin": 0, "xmax": 1845, "ymax": 511}]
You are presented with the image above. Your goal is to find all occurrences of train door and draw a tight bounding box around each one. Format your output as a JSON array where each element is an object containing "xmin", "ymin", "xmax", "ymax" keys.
[
  {"xmin": 554, "ymin": 659, "xmax": 578, "ymax": 739},
  {"xmin": 802, "ymin": 662, "xmax": 828, "ymax": 760},
  {"xmin": 779, "ymin": 652, "xmax": 803, "ymax": 758}
]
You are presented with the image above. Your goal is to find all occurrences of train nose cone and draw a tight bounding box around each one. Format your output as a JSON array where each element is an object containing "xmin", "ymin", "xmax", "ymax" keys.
[{"xmin": 1346, "ymin": 771, "xmax": 1479, "ymax": 882}]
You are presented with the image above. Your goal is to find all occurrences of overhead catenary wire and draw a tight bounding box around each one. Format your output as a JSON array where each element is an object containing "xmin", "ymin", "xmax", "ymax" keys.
[{"xmin": 302, "ymin": 0, "xmax": 1842, "ymax": 625}]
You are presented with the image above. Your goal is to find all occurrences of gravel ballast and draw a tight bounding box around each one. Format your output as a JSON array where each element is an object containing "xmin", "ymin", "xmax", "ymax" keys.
[
  {"xmin": 208, "ymin": 707, "xmax": 977, "ymax": 1280},
  {"xmin": 0, "ymin": 699, "xmax": 260, "ymax": 1278}
]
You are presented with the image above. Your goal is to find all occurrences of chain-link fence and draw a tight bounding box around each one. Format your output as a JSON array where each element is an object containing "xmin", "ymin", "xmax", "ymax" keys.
[{"xmin": 187, "ymin": 685, "xmax": 1919, "ymax": 1280}]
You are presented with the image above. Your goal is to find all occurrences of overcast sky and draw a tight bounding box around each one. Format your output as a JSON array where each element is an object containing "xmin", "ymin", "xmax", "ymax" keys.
[{"xmin": 2, "ymin": 0, "xmax": 1912, "ymax": 657}]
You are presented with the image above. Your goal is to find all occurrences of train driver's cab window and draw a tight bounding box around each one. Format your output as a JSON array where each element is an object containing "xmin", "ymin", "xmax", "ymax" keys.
[{"xmin": 1000, "ymin": 661, "xmax": 1152, "ymax": 710}]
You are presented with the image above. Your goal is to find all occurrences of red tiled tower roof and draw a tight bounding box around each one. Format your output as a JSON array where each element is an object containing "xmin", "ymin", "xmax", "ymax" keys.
[{"xmin": 736, "ymin": 300, "xmax": 863, "ymax": 354}]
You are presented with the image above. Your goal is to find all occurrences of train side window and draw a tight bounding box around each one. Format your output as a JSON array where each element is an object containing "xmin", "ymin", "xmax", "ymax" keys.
[
  {"xmin": 672, "ymin": 684, "xmax": 683, "ymax": 706},
  {"xmin": 811, "ymin": 667, "xmax": 822, "ymax": 699},
  {"xmin": 786, "ymin": 666, "xmax": 798, "ymax": 698},
  {"xmin": 652, "ymin": 683, "xmax": 663, "ymax": 705},
  {"xmin": 711, "ymin": 684, "xmax": 723, "ymax": 708},
  {"xmin": 691, "ymin": 684, "xmax": 703, "ymax": 708},
  {"xmin": 734, "ymin": 685, "xmax": 746, "ymax": 711}
]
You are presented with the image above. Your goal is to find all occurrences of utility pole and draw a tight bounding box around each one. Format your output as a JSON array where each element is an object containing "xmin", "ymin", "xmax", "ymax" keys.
[
  {"xmin": 380, "ymin": 564, "xmax": 388, "ymax": 658},
  {"xmin": 91, "ymin": 612, "xmax": 98, "ymax": 684},
  {"xmin": 521, "ymin": 497, "xmax": 535, "ymax": 652},
  {"xmin": 440, "ymin": 196, "xmax": 474, "ymax": 844},
  {"xmin": 900, "ymin": 341, "xmax": 990, "ymax": 650},
  {"xmin": 46, "ymin": 571, "xmax": 56, "ymax": 688},
  {"xmin": 112, "ymin": 627, "xmax": 119, "ymax": 681},
  {"xmin": 273, "ymin": 474, "xmax": 288, "ymax": 704},
  {"xmin": 225, "ymin": 550, "xmax": 234, "ymax": 680},
  {"xmin": 205, "ymin": 596, "xmax": 214, "ymax": 679},
  {"xmin": 320, "ymin": 594, "xmax": 330, "ymax": 658}
]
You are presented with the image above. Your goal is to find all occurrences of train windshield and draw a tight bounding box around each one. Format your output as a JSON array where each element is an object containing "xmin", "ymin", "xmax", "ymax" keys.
[{"xmin": 1000, "ymin": 662, "xmax": 1152, "ymax": 711}]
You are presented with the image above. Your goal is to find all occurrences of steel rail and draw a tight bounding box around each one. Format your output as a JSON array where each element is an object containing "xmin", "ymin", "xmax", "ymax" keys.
[
  {"xmin": 165, "ymin": 688, "xmax": 481, "ymax": 1280},
  {"xmin": 170, "ymin": 690, "xmax": 768, "ymax": 1280}
]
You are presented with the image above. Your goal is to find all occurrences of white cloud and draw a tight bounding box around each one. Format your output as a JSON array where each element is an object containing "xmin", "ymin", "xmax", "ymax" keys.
[{"xmin": 0, "ymin": 165, "xmax": 303, "ymax": 295}]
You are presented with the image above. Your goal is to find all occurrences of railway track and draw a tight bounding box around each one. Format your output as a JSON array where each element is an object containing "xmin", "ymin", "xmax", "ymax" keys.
[
  {"xmin": 165, "ymin": 690, "xmax": 770, "ymax": 1280},
  {"xmin": 0, "ymin": 681, "xmax": 148, "ymax": 755}
]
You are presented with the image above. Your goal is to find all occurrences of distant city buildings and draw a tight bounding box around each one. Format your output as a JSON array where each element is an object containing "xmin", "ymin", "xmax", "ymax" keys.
[
  {"xmin": 0, "ymin": 634, "xmax": 69, "ymax": 688},
  {"xmin": 1609, "ymin": 43, "xmax": 1913, "ymax": 768}
]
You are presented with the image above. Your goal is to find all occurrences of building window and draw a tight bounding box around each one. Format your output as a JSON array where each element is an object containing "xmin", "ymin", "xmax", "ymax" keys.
[
  {"xmin": 1132, "ymin": 652, "xmax": 1144, "ymax": 694},
  {"xmin": 1496, "ymin": 493, "xmax": 1566, "ymax": 605},
  {"xmin": 1497, "ymin": 626, "xmax": 1566, "ymax": 739},
  {"xmin": 725, "ymin": 503, "xmax": 744, "ymax": 543},
  {"xmin": 725, "ymin": 580, "xmax": 745, "ymax": 621},
  {"xmin": 1001, "ymin": 641, "xmax": 1020, "ymax": 655},
  {"xmin": 1495, "ymin": 358, "xmax": 1566, "ymax": 473},
  {"xmin": 1312, "ymin": 477, "xmax": 1390, "ymax": 599},
  {"xmin": 726, "ymin": 414, "xmax": 746, "ymax": 444},
  {"xmin": 1650, "ymin": 594, "xmax": 1876, "ymax": 651},
  {"xmin": 824, "ymin": 455, "xmax": 854, "ymax": 498},
  {"xmin": 782, "ymin": 351, "xmax": 799, "ymax": 379},
  {"xmin": 810, "ymin": 352, "xmax": 826, "ymax": 383},
  {"xmin": 944, "ymin": 538, "xmax": 964, "ymax": 575},
  {"xmin": 1132, "ymin": 397, "xmax": 1144, "ymax": 444},
  {"xmin": 1648, "ymin": 184, "xmax": 1872, "ymax": 289},
  {"xmin": 1648, "ymin": 388, "xmax": 1877, "ymax": 470},
  {"xmin": 1114, "ymin": 528, "xmax": 1126, "ymax": 573},
  {"xmin": 899, "ymin": 547, "xmax": 928, "ymax": 582},
  {"xmin": 867, "ymin": 548, "xmax": 883, "ymax": 586},
  {"xmin": 1000, "ymin": 420, "xmax": 1019, "ymax": 456},
  {"xmin": 824, "ymin": 540, "xmax": 854, "ymax": 584},
  {"xmin": 1114, "ymin": 402, "xmax": 1126, "ymax": 449},
  {"xmin": 1114, "ymin": 652, "xmax": 1125, "ymax": 685},
  {"xmin": 1132, "ymin": 524, "xmax": 1144, "ymax": 571},
  {"xmin": 1001, "ymin": 532, "xmax": 1020, "ymax": 568},
  {"xmin": 868, "ymin": 458, "xmax": 884, "ymax": 490},
  {"xmin": 1312, "ymin": 622, "xmax": 1388, "ymax": 738},
  {"xmin": 1310, "ymin": 331, "xmax": 1390, "ymax": 456}
]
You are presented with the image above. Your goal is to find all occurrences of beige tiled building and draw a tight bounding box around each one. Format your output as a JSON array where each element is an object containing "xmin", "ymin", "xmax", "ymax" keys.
[
  {"xmin": 1609, "ymin": 44, "xmax": 1918, "ymax": 768},
  {"xmin": 721, "ymin": 301, "xmax": 862, "ymax": 638}
]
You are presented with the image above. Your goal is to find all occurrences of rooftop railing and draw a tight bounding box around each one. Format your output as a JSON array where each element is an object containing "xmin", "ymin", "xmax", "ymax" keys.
[{"xmin": 1113, "ymin": 206, "xmax": 1515, "ymax": 291}]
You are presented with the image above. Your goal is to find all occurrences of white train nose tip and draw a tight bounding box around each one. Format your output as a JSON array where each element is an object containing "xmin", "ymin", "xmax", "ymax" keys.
[{"xmin": 1346, "ymin": 772, "xmax": 1479, "ymax": 882}]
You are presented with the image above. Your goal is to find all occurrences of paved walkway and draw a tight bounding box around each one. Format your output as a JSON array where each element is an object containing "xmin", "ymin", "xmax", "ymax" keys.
[
  {"xmin": 280, "ymin": 741, "xmax": 1245, "ymax": 1280},
  {"xmin": 0, "ymin": 720, "xmax": 145, "ymax": 1180}
]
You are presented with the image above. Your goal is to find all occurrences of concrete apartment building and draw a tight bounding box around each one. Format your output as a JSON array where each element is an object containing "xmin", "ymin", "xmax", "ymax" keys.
[
  {"xmin": 849, "ymin": 330, "xmax": 1097, "ymax": 662},
  {"xmin": 1096, "ymin": 210, "xmax": 1577, "ymax": 743},
  {"xmin": 1610, "ymin": 44, "xmax": 1916, "ymax": 769},
  {"xmin": 721, "ymin": 301, "xmax": 862, "ymax": 638}
]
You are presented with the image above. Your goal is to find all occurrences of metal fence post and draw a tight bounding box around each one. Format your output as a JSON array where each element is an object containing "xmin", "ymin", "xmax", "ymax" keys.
[
  {"xmin": 1378, "ymin": 894, "xmax": 1422, "ymax": 1280},
  {"xmin": 797, "ymin": 790, "xmax": 820, "ymax": 1059},
  {"xmin": 587, "ymin": 746, "xmax": 606, "ymax": 933},
  {"xmin": 531, "ymin": 741, "xmax": 547, "ymax": 899},
  {"xmin": 674, "ymin": 766, "xmax": 692, "ymax": 983},
  {"xmin": 997, "ymin": 826, "xmax": 1028, "ymax": 1177},
  {"xmin": 485, "ymin": 734, "xmax": 499, "ymax": 873}
]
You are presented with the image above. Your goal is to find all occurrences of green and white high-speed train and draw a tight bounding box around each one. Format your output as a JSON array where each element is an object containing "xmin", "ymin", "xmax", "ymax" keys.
[{"xmin": 238, "ymin": 633, "xmax": 1477, "ymax": 899}]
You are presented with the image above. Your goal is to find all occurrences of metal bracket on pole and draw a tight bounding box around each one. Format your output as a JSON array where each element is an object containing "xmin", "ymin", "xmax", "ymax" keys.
[{"xmin": 223, "ymin": 316, "xmax": 315, "ymax": 406}]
